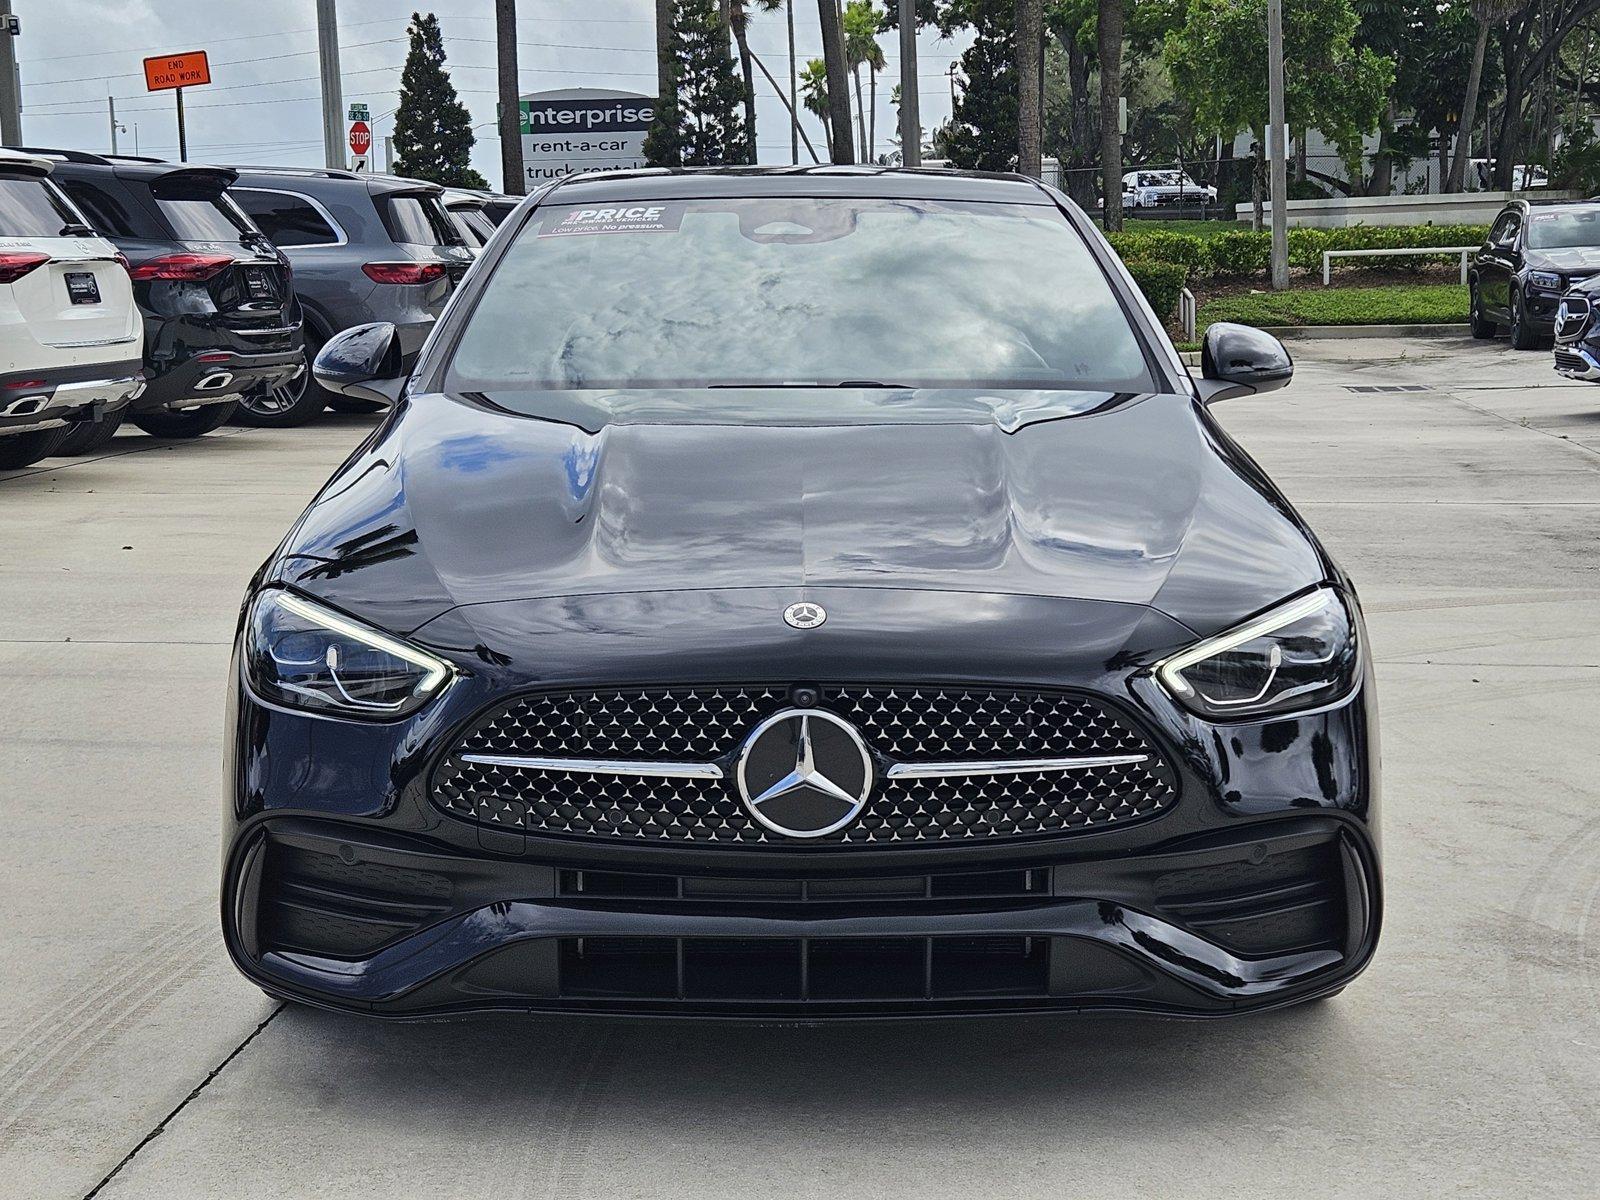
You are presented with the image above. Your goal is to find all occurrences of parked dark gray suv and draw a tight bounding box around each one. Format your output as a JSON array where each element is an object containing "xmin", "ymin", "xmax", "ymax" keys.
[{"xmin": 227, "ymin": 167, "xmax": 473, "ymax": 425}]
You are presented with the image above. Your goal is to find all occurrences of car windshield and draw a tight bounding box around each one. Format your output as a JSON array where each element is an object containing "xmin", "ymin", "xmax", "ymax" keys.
[
  {"xmin": 1526, "ymin": 207, "xmax": 1600, "ymax": 249},
  {"xmin": 446, "ymin": 197, "xmax": 1153, "ymax": 392}
]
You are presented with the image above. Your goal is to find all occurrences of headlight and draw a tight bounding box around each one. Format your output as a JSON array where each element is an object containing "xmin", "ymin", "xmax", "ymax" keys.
[
  {"xmin": 244, "ymin": 590, "xmax": 454, "ymax": 719},
  {"xmin": 1155, "ymin": 587, "xmax": 1359, "ymax": 720},
  {"xmin": 1529, "ymin": 271, "xmax": 1562, "ymax": 290}
]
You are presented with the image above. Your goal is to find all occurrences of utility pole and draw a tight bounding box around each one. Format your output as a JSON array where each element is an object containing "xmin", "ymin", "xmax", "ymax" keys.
[
  {"xmin": 817, "ymin": 0, "xmax": 854, "ymax": 164},
  {"xmin": 108, "ymin": 96, "xmax": 119, "ymax": 154},
  {"xmin": 898, "ymin": 0, "xmax": 919, "ymax": 166},
  {"xmin": 1267, "ymin": 0, "xmax": 1288, "ymax": 290},
  {"xmin": 787, "ymin": 0, "xmax": 798, "ymax": 164},
  {"xmin": 316, "ymin": 0, "xmax": 344, "ymax": 170},
  {"xmin": 0, "ymin": 1, "xmax": 21, "ymax": 147},
  {"xmin": 496, "ymin": 0, "xmax": 524, "ymax": 194},
  {"xmin": 175, "ymin": 87, "xmax": 187, "ymax": 161}
]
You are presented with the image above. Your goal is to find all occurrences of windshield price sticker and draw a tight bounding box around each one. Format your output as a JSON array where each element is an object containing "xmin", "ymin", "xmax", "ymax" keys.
[{"xmin": 540, "ymin": 205, "xmax": 684, "ymax": 237}]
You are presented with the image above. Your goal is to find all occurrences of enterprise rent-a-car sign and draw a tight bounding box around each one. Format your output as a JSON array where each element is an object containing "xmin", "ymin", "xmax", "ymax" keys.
[{"xmin": 519, "ymin": 88, "xmax": 656, "ymax": 184}]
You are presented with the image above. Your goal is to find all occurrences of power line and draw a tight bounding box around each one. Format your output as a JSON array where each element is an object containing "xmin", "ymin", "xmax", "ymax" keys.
[{"xmin": 21, "ymin": 37, "xmax": 404, "ymax": 90}]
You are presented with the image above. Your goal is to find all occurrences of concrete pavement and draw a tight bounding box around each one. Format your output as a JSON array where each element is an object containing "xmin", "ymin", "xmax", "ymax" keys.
[{"xmin": 1, "ymin": 338, "xmax": 1597, "ymax": 1198}]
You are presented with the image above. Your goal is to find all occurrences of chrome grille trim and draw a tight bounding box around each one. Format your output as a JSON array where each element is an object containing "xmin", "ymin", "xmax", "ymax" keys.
[
  {"xmin": 885, "ymin": 754, "xmax": 1150, "ymax": 779},
  {"xmin": 458, "ymin": 753, "xmax": 725, "ymax": 780}
]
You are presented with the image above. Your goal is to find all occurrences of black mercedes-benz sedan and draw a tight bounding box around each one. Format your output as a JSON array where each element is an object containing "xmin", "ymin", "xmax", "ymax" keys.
[{"xmin": 223, "ymin": 168, "xmax": 1381, "ymax": 1019}]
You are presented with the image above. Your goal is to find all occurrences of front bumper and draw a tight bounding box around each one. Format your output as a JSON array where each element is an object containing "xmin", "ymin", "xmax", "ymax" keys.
[
  {"xmin": 0, "ymin": 359, "xmax": 143, "ymax": 437},
  {"xmin": 226, "ymin": 811, "xmax": 1377, "ymax": 1019}
]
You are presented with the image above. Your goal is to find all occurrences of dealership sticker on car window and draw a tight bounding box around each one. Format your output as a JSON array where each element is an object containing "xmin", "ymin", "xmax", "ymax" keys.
[{"xmin": 540, "ymin": 205, "xmax": 685, "ymax": 237}]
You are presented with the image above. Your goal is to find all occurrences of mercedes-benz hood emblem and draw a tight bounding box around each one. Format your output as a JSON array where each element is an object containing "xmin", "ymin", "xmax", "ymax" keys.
[{"xmin": 783, "ymin": 602, "xmax": 826, "ymax": 629}]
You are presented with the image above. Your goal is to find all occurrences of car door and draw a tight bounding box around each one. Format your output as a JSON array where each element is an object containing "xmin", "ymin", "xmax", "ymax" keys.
[
  {"xmin": 230, "ymin": 186, "xmax": 347, "ymax": 340},
  {"xmin": 1480, "ymin": 211, "xmax": 1520, "ymax": 315}
]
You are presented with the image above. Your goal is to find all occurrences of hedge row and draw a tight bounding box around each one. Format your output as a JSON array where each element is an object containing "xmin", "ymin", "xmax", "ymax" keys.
[
  {"xmin": 1107, "ymin": 223, "xmax": 1490, "ymax": 279},
  {"xmin": 1125, "ymin": 259, "xmax": 1187, "ymax": 321}
]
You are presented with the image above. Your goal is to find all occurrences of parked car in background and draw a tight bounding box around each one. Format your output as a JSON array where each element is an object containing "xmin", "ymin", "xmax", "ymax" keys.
[
  {"xmin": 0, "ymin": 149, "xmax": 143, "ymax": 469},
  {"xmin": 1121, "ymin": 169, "xmax": 1218, "ymax": 209},
  {"xmin": 1471, "ymin": 200, "xmax": 1600, "ymax": 349},
  {"xmin": 26, "ymin": 150, "xmax": 302, "ymax": 451},
  {"xmin": 478, "ymin": 192, "xmax": 520, "ymax": 227},
  {"xmin": 442, "ymin": 188, "xmax": 498, "ymax": 249},
  {"xmin": 227, "ymin": 167, "xmax": 474, "ymax": 426}
]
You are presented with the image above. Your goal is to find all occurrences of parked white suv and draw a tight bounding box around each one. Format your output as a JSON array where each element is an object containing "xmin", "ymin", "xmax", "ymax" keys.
[{"xmin": 0, "ymin": 150, "xmax": 142, "ymax": 469}]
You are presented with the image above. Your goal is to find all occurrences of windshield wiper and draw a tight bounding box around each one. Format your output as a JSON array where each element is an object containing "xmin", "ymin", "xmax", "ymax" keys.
[{"xmin": 705, "ymin": 380, "xmax": 916, "ymax": 389}]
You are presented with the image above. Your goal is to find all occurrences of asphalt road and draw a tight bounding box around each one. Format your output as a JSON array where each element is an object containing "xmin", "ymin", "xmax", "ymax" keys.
[{"xmin": 1, "ymin": 336, "xmax": 1597, "ymax": 1198}]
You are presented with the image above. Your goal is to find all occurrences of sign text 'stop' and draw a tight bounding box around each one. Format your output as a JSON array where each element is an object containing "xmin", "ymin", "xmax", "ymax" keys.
[{"xmin": 143, "ymin": 51, "xmax": 211, "ymax": 92}]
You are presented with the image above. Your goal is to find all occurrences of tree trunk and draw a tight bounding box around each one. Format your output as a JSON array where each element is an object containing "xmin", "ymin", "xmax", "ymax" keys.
[
  {"xmin": 1251, "ymin": 127, "xmax": 1265, "ymax": 231},
  {"xmin": 852, "ymin": 65, "xmax": 867, "ymax": 161},
  {"xmin": 1447, "ymin": 18, "xmax": 1489, "ymax": 192},
  {"xmin": 1097, "ymin": 0, "xmax": 1125, "ymax": 229},
  {"xmin": 817, "ymin": 0, "xmax": 855, "ymax": 163},
  {"xmin": 1367, "ymin": 102, "xmax": 1396, "ymax": 196},
  {"xmin": 868, "ymin": 67, "xmax": 877, "ymax": 162},
  {"xmin": 731, "ymin": 13, "xmax": 758, "ymax": 163},
  {"xmin": 787, "ymin": 0, "xmax": 798, "ymax": 164},
  {"xmin": 1494, "ymin": 23, "xmax": 1529, "ymax": 190},
  {"xmin": 1016, "ymin": 0, "xmax": 1043, "ymax": 178},
  {"xmin": 1065, "ymin": 30, "xmax": 1093, "ymax": 206}
]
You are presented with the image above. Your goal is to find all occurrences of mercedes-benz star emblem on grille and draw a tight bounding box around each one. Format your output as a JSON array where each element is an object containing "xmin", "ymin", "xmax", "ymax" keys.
[
  {"xmin": 783, "ymin": 602, "xmax": 826, "ymax": 629},
  {"xmin": 1559, "ymin": 300, "xmax": 1571, "ymax": 326},
  {"xmin": 735, "ymin": 709, "xmax": 872, "ymax": 838}
]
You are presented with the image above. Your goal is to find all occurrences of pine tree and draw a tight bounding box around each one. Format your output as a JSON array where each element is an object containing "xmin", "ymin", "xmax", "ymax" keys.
[
  {"xmin": 645, "ymin": 0, "xmax": 750, "ymax": 167},
  {"xmin": 393, "ymin": 12, "xmax": 488, "ymax": 187}
]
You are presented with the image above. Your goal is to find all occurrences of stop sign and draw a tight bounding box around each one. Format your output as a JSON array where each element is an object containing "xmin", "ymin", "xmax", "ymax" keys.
[{"xmin": 348, "ymin": 120, "xmax": 371, "ymax": 156}]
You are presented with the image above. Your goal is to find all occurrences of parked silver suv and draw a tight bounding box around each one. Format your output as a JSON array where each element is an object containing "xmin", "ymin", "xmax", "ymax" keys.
[{"xmin": 228, "ymin": 167, "xmax": 474, "ymax": 425}]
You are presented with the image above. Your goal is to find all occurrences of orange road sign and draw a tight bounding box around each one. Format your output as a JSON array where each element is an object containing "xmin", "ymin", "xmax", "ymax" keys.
[{"xmin": 143, "ymin": 51, "xmax": 210, "ymax": 92}]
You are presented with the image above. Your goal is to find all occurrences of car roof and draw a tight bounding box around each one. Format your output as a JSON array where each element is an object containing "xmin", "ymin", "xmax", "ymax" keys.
[
  {"xmin": 226, "ymin": 165, "xmax": 443, "ymax": 197},
  {"xmin": 538, "ymin": 166, "xmax": 1057, "ymax": 206},
  {"xmin": 0, "ymin": 148, "xmax": 54, "ymax": 177}
]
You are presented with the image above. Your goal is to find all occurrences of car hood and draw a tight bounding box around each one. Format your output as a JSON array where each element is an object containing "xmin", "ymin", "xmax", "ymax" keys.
[
  {"xmin": 1529, "ymin": 247, "xmax": 1600, "ymax": 273},
  {"xmin": 272, "ymin": 388, "xmax": 1329, "ymax": 639}
]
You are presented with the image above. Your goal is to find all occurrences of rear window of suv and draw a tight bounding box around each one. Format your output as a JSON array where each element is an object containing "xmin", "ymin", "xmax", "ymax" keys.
[
  {"xmin": 156, "ymin": 195, "xmax": 252, "ymax": 243},
  {"xmin": 233, "ymin": 188, "xmax": 340, "ymax": 247},
  {"xmin": 379, "ymin": 194, "xmax": 463, "ymax": 247},
  {"xmin": 0, "ymin": 177, "xmax": 82, "ymax": 237}
]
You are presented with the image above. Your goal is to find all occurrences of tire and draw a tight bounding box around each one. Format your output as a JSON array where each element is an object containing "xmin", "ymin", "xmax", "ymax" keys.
[
  {"xmin": 55, "ymin": 408, "xmax": 126, "ymax": 456},
  {"xmin": 1468, "ymin": 280, "xmax": 1497, "ymax": 339},
  {"xmin": 1509, "ymin": 286, "xmax": 1541, "ymax": 350},
  {"xmin": 131, "ymin": 401, "xmax": 238, "ymax": 439},
  {"xmin": 232, "ymin": 336, "xmax": 321, "ymax": 428},
  {"xmin": 325, "ymin": 395, "xmax": 387, "ymax": 415},
  {"xmin": 0, "ymin": 425, "xmax": 72, "ymax": 470}
]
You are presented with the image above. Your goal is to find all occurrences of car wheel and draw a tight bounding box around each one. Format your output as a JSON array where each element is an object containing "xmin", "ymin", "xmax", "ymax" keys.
[
  {"xmin": 1468, "ymin": 281, "xmax": 1497, "ymax": 339},
  {"xmin": 232, "ymin": 363, "xmax": 323, "ymax": 428},
  {"xmin": 1509, "ymin": 286, "xmax": 1540, "ymax": 350},
  {"xmin": 0, "ymin": 425, "xmax": 72, "ymax": 470},
  {"xmin": 131, "ymin": 401, "xmax": 239, "ymax": 439},
  {"xmin": 55, "ymin": 408, "xmax": 127, "ymax": 456}
]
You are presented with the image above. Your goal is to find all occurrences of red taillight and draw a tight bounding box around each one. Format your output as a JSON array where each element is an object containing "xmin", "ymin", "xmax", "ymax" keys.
[
  {"xmin": 362, "ymin": 261, "xmax": 446, "ymax": 285},
  {"xmin": 0, "ymin": 252, "xmax": 50, "ymax": 284},
  {"xmin": 195, "ymin": 352, "xmax": 232, "ymax": 363},
  {"xmin": 5, "ymin": 378, "xmax": 45, "ymax": 389},
  {"xmin": 127, "ymin": 253, "xmax": 234, "ymax": 282}
]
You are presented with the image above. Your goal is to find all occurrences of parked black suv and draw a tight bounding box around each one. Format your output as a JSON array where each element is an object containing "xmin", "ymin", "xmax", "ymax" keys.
[
  {"xmin": 1471, "ymin": 199, "xmax": 1600, "ymax": 349},
  {"xmin": 25, "ymin": 151, "xmax": 303, "ymax": 451}
]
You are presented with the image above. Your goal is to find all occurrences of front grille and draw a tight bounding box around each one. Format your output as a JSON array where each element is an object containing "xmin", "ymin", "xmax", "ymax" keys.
[
  {"xmin": 432, "ymin": 684, "xmax": 1178, "ymax": 846},
  {"xmin": 1555, "ymin": 347, "xmax": 1591, "ymax": 373}
]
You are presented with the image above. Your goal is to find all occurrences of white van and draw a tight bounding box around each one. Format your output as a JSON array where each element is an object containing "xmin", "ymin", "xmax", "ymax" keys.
[{"xmin": 0, "ymin": 150, "xmax": 142, "ymax": 469}]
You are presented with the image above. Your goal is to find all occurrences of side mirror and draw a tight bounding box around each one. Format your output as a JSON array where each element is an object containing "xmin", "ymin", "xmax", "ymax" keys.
[
  {"xmin": 1196, "ymin": 321, "xmax": 1293, "ymax": 404},
  {"xmin": 312, "ymin": 322, "xmax": 405, "ymax": 406}
]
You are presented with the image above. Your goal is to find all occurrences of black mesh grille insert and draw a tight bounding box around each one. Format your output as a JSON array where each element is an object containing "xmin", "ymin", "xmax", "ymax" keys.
[{"xmin": 432, "ymin": 684, "xmax": 1179, "ymax": 846}]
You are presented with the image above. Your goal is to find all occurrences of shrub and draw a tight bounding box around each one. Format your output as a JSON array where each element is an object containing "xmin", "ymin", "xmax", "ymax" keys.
[
  {"xmin": 1207, "ymin": 229, "xmax": 1273, "ymax": 276},
  {"xmin": 1198, "ymin": 284, "xmax": 1469, "ymax": 328},
  {"xmin": 1107, "ymin": 230, "xmax": 1210, "ymax": 276},
  {"xmin": 1125, "ymin": 258, "xmax": 1187, "ymax": 321}
]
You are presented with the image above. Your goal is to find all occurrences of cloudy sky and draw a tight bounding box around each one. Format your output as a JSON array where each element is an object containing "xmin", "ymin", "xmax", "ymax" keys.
[{"xmin": 17, "ymin": 0, "xmax": 974, "ymax": 185}]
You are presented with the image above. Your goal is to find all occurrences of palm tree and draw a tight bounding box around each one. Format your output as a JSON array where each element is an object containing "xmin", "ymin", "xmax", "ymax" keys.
[
  {"xmin": 816, "ymin": 0, "xmax": 855, "ymax": 162},
  {"xmin": 843, "ymin": 0, "xmax": 884, "ymax": 162},
  {"xmin": 723, "ymin": 0, "xmax": 758, "ymax": 162},
  {"xmin": 800, "ymin": 57, "xmax": 832, "ymax": 158},
  {"xmin": 755, "ymin": 0, "xmax": 798, "ymax": 164}
]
